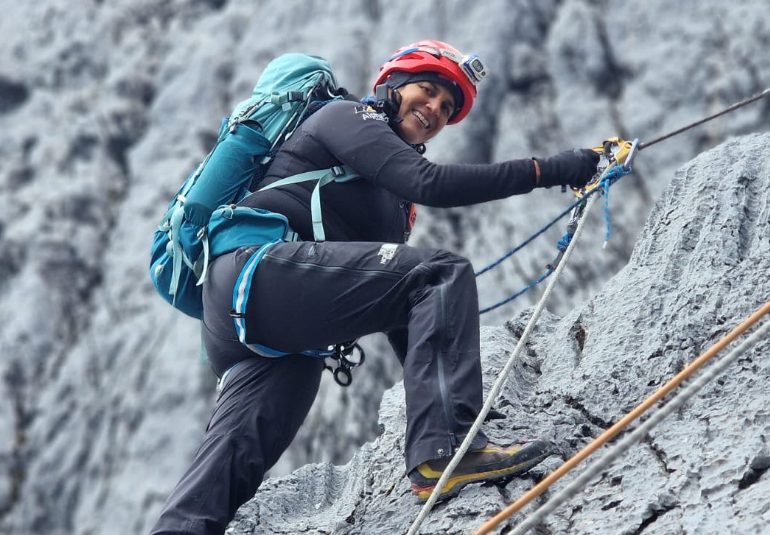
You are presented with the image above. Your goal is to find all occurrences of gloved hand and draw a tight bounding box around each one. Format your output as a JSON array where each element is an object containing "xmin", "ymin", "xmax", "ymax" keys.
[{"xmin": 535, "ymin": 149, "xmax": 600, "ymax": 189}]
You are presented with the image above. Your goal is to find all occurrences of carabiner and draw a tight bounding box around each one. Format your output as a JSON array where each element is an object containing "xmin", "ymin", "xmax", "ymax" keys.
[
  {"xmin": 333, "ymin": 366, "xmax": 353, "ymax": 387},
  {"xmin": 339, "ymin": 342, "xmax": 365, "ymax": 368},
  {"xmin": 324, "ymin": 340, "xmax": 365, "ymax": 387}
]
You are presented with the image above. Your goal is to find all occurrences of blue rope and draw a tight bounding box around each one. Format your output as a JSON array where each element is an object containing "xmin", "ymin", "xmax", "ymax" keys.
[
  {"xmin": 603, "ymin": 177, "xmax": 612, "ymax": 245},
  {"xmin": 479, "ymin": 268, "xmax": 554, "ymax": 315},
  {"xmin": 557, "ymin": 233, "xmax": 572, "ymax": 252},
  {"xmin": 474, "ymin": 195, "xmax": 590, "ymax": 277},
  {"xmin": 601, "ymin": 163, "xmax": 633, "ymax": 245},
  {"xmin": 476, "ymin": 162, "xmax": 634, "ymax": 315}
]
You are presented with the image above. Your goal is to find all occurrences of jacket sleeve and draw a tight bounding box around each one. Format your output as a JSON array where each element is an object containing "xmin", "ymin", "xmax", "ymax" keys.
[{"xmin": 307, "ymin": 101, "xmax": 538, "ymax": 208}]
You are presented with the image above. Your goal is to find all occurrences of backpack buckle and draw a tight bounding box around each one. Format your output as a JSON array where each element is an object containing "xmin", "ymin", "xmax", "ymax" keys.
[{"xmin": 331, "ymin": 166, "xmax": 345, "ymax": 177}]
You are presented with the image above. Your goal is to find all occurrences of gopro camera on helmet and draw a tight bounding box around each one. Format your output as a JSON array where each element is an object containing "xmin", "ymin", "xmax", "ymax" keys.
[{"xmin": 460, "ymin": 54, "xmax": 487, "ymax": 84}]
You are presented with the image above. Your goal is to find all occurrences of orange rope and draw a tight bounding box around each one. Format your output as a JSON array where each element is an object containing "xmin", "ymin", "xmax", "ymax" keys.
[{"xmin": 474, "ymin": 298, "xmax": 770, "ymax": 535}]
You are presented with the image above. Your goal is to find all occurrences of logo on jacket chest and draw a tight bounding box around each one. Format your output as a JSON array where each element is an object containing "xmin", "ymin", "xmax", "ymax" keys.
[{"xmin": 354, "ymin": 105, "xmax": 388, "ymax": 123}]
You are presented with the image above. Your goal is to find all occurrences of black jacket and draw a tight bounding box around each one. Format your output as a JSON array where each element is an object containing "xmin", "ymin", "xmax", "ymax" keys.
[{"xmin": 241, "ymin": 100, "xmax": 538, "ymax": 243}]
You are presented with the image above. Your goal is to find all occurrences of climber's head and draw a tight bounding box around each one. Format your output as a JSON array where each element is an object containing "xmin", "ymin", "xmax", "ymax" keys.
[{"xmin": 374, "ymin": 40, "xmax": 487, "ymax": 144}]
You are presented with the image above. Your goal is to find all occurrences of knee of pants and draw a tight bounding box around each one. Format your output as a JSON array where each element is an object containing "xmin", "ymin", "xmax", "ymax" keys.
[{"xmin": 415, "ymin": 249, "xmax": 477, "ymax": 293}]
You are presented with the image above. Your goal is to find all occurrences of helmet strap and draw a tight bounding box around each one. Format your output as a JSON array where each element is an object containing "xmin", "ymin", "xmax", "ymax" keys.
[
  {"xmin": 374, "ymin": 83, "xmax": 403, "ymax": 124},
  {"xmin": 372, "ymin": 83, "xmax": 424, "ymax": 153}
]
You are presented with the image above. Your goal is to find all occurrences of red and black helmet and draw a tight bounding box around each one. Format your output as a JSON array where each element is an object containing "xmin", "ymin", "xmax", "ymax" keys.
[{"xmin": 374, "ymin": 40, "xmax": 487, "ymax": 124}]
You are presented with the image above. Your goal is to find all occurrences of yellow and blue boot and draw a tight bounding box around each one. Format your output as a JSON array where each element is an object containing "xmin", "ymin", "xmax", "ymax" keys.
[{"xmin": 409, "ymin": 440, "xmax": 551, "ymax": 501}]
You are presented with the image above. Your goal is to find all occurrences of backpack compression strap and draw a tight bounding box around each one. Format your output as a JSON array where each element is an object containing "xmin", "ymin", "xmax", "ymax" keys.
[
  {"xmin": 168, "ymin": 206, "xmax": 190, "ymax": 300},
  {"xmin": 258, "ymin": 165, "xmax": 359, "ymax": 241}
]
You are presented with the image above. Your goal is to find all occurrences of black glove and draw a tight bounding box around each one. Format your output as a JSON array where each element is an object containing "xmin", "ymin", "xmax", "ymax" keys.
[{"xmin": 535, "ymin": 148, "xmax": 600, "ymax": 189}]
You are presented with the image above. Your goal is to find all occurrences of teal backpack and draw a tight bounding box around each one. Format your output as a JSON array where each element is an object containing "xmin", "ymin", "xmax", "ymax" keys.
[{"xmin": 150, "ymin": 53, "xmax": 358, "ymax": 320}]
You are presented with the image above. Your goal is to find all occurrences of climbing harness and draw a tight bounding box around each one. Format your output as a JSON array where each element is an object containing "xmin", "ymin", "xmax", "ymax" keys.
[
  {"xmin": 324, "ymin": 341, "xmax": 366, "ymax": 387},
  {"xmin": 475, "ymin": 298, "xmax": 770, "ymax": 535},
  {"xmin": 408, "ymin": 86, "xmax": 770, "ymax": 535}
]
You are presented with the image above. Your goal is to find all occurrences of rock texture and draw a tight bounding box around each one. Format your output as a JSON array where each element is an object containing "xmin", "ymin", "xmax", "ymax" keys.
[
  {"xmin": 0, "ymin": 1, "xmax": 769, "ymax": 534},
  {"xmin": 230, "ymin": 133, "xmax": 770, "ymax": 534}
]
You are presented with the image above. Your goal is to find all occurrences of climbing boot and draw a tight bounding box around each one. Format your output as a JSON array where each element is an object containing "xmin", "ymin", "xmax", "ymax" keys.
[{"xmin": 409, "ymin": 440, "xmax": 551, "ymax": 501}]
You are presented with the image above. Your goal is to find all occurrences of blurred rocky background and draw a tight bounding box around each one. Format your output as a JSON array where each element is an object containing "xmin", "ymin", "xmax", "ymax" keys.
[{"xmin": 0, "ymin": 1, "xmax": 768, "ymax": 533}]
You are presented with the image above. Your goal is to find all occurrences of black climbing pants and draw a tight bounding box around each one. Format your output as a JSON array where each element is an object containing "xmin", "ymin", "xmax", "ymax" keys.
[{"xmin": 150, "ymin": 241, "xmax": 487, "ymax": 534}]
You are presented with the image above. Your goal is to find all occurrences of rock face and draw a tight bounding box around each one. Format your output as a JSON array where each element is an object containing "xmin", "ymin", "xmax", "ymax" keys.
[
  {"xmin": 229, "ymin": 133, "xmax": 770, "ymax": 534},
  {"xmin": 0, "ymin": 1, "xmax": 769, "ymax": 534}
]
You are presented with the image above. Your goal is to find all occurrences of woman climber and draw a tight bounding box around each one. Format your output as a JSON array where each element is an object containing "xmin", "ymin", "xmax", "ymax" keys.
[{"xmin": 151, "ymin": 39, "xmax": 599, "ymax": 534}]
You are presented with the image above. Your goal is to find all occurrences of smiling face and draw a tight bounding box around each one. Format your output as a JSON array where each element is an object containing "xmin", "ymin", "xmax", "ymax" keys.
[{"xmin": 395, "ymin": 81, "xmax": 457, "ymax": 145}]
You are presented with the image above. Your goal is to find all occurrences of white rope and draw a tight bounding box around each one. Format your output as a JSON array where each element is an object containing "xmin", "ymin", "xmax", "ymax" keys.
[
  {"xmin": 507, "ymin": 317, "xmax": 770, "ymax": 535},
  {"xmin": 406, "ymin": 194, "xmax": 600, "ymax": 535}
]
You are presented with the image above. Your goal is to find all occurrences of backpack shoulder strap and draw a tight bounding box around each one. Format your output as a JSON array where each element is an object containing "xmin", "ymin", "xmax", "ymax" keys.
[{"xmin": 258, "ymin": 165, "xmax": 359, "ymax": 241}]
